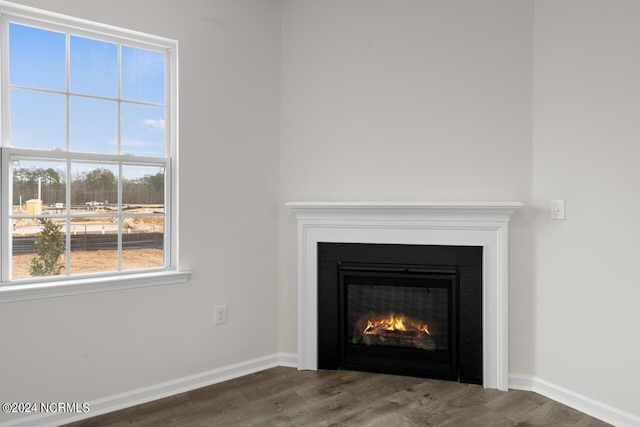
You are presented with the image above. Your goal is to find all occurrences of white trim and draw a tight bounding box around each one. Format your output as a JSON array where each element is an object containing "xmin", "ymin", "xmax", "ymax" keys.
[
  {"xmin": 286, "ymin": 201, "xmax": 523, "ymax": 391},
  {"xmin": 507, "ymin": 373, "xmax": 534, "ymax": 390},
  {"xmin": 0, "ymin": 0, "xmax": 175, "ymax": 49},
  {"xmin": 0, "ymin": 270, "xmax": 191, "ymax": 303},
  {"xmin": 286, "ymin": 201, "xmax": 523, "ymax": 222},
  {"xmin": 509, "ymin": 373, "xmax": 640, "ymax": 427},
  {"xmin": 0, "ymin": 353, "xmax": 292, "ymax": 427},
  {"xmin": 277, "ymin": 352, "xmax": 298, "ymax": 368}
]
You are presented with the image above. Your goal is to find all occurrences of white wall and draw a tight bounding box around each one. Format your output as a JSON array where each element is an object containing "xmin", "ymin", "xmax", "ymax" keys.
[
  {"xmin": 279, "ymin": 0, "xmax": 535, "ymax": 375},
  {"xmin": 533, "ymin": 0, "xmax": 640, "ymax": 417},
  {"xmin": 0, "ymin": 0, "xmax": 281, "ymax": 423}
]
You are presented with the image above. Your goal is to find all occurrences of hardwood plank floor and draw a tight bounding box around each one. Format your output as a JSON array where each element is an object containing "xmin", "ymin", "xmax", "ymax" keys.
[{"xmin": 64, "ymin": 367, "xmax": 610, "ymax": 426}]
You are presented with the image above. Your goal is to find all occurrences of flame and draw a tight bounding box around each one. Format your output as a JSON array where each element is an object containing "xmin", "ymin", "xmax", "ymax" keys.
[{"xmin": 362, "ymin": 312, "xmax": 430, "ymax": 336}]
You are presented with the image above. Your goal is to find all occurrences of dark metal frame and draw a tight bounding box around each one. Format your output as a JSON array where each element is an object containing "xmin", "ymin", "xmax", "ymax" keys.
[{"xmin": 317, "ymin": 242, "xmax": 483, "ymax": 385}]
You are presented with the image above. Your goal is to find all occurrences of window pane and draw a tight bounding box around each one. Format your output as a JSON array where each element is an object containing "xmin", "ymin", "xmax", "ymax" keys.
[
  {"xmin": 69, "ymin": 217, "xmax": 118, "ymax": 274},
  {"xmin": 70, "ymin": 35, "xmax": 117, "ymax": 97},
  {"xmin": 9, "ymin": 23, "xmax": 65, "ymax": 91},
  {"xmin": 12, "ymin": 217, "xmax": 67, "ymax": 280},
  {"xmin": 70, "ymin": 163, "xmax": 118, "ymax": 208},
  {"xmin": 10, "ymin": 89, "xmax": 66, "ymax": 150},
  {"xmin": 70, "ymin": 96, "xmax": 118, "ymax": 154},
  {"xmin": 122, "ymin": 165, "xmax": 164, "ymax": 205},
  {"xmin": 122, "ymin": 165, "xmax": 164, "ymax": 270},
  {"xmin": 121, "ymin": 46, "xmax": 165, "ymax": 104},
  {"xmin": 123, "ymin": 216, "xmax": 164, "ymax": 270},
  {"xmin": 121, "ymin": 103, "xmax": 165, "ymax": 157},
  {"xmin": 12, "ymin": 160, "xmax": 67, "ymax": 211}
]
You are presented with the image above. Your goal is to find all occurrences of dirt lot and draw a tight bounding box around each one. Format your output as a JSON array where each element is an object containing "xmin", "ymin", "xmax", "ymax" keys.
[
  {"xmin": 13, "ymin": 206, "xmax": 165, "ymax": 235},
  {"xmin": 12, "ymin": 248, "xmax": 163, "ymax": 279},
  {"xmin": 10, "ymin": 206, "xmax": 165, "ymax": 279}
]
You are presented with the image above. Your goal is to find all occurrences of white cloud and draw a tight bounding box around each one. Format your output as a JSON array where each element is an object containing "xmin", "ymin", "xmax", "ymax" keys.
[{"xmin": 144, "ymin": 119, "xmax": 165, "ymax": 131}]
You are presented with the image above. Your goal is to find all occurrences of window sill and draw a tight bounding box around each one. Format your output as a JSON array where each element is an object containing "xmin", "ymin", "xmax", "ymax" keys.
[{"xmin": 0, "ymin": 270, "xmax": 191, "ymax": 303}]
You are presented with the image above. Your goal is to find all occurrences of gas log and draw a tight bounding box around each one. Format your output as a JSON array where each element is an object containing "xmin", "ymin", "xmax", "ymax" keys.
[{"xmin": 352, "ymin": 311, "xmax": 436, "ymax": 351}]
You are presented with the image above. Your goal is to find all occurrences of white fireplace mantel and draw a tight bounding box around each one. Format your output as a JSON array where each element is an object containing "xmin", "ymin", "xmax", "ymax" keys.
[{"xmin": 286, "ymin": 201, "xmax": 523, "ymax": 391}]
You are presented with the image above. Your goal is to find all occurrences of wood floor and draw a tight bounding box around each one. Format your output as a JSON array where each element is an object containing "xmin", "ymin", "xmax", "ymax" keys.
[{"xmin": 64, "ymin": 367, "xmax": 610, "ymax": 427}]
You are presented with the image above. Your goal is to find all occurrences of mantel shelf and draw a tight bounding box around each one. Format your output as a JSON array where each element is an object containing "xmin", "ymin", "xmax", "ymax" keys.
[
  {"xmin": 285, "ymin": 201, "xmax": 523, "ymax": 208},
  {"xmin": 286, "ymin": 201, "xmax": 524, "ymax": 222}
]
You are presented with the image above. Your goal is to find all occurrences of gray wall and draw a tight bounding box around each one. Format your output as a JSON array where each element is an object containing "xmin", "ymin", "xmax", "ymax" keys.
[{"xmin": 533, "ymin": 0, "xmax": 640, "ymax": 416}]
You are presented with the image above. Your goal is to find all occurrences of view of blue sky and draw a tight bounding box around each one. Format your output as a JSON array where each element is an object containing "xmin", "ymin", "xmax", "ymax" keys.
[{"xmin": 8, "ymin": 22, "xmax": 166, "ymax": 158}]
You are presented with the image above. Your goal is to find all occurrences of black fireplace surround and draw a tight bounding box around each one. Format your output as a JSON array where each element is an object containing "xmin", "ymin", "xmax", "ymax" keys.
[{"xmin": 317, "ymin": 243, "xmax": 483, "ymax": 385}]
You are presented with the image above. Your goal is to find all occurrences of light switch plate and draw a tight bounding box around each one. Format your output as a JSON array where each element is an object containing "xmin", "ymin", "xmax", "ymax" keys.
[{"xmin": 551, "ymin": 199, "xmax": 565, "ymax": 220}]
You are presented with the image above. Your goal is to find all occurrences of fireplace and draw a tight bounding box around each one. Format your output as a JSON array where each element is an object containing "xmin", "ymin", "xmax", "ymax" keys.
[
  {"xmin": 286, "ymin": 202, "xmax": 522, "ymax": 390},
  {"xmin": 341, "ymin": 264, "xmax": 456, "ymax": 379},
  {"xmin": 318, "ymin": 243, "xmax": 482, "ymax": 384}
]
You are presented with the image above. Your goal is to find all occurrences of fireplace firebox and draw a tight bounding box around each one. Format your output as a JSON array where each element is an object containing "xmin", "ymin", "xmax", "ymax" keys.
[
  {"xmin": 318, "ymin": 243, "xmax": 482, "ymax": 384},
  {"xmin": 340, "ymin": 264, "xmax": 457, "ymax": 380}
]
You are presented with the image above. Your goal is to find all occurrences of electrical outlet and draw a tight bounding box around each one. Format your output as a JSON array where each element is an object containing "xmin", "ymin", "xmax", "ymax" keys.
[{"xmin": 214, "ymin": 305, "xmax": 227, "ymax": 325}]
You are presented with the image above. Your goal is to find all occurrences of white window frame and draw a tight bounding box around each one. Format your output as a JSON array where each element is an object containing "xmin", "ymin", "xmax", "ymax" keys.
[{"xmin": 0, "ymin": 1, "xmax": 188, "ymax": 303}]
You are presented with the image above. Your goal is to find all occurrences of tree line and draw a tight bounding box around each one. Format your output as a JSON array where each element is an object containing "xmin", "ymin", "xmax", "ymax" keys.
[{"xmin": 13, "ymin": 167, "xmax": 164, "ymax": 206}]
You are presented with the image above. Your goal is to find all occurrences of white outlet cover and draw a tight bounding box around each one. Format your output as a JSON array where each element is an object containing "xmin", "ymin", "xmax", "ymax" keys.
[{"xmin": 214, "ymin": 305, "xmax": 227, "ymax": 325}]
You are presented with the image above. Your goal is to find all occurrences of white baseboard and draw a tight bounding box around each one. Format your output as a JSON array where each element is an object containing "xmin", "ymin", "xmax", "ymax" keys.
[
  {"xmin": 507, "ymin": 373, "xmax": 534, "ymax": 390},
  {"xmin": 5, "ymin": 361, "xmax": 637, "ymax": 427},
  {"xmin": 509, "ymin": 373, "xmax": 640, "ymax": 427},
  {"xmin": 0, "ymin": 353, "xmax": 297, "ymax": 427},
  {"xmin": 277, "ymin": 352, "xmax": 298, "ymax": 368}
]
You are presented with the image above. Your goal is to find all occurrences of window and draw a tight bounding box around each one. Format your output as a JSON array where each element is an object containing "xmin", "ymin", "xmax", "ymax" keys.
[{"xmin": 0, "ymin": 3, "xmax": 187, "ymax": 302}]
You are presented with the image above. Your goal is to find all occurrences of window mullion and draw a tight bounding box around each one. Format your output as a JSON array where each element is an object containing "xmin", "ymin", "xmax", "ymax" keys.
[
  {"xmin": 64, "ymin": 33, "xmax": 71, "ymax": 275},
  {"xmin": 1, "ymin": 17, "xmax": 9, "ymax": 282},
  {"xmin": 117, "ymin": 44, "xmax": 121, "ymax": 154},
  {"xmin": 65, "ymin": 32, "xmax": 70, "ymax": 152},
  {"xmin": 1, "ymin": 16, "xmax": 11, "ymax": 147},
  {"xmin": 117, "ymin": 45, "xmax": 122, "ymax": 271},
  {"xmin": 65, "ymin": 157, "xmax": 71, "ymax": 276},
  {"xmin": 117, "ymin": 162, "xmax": 122, "ymax": 271}
]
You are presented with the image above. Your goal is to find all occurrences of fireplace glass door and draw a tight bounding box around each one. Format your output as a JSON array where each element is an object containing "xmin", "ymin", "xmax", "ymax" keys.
[{"xmin": 339, "ymin": 264, "xmax": 458, "ymax": 380}]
